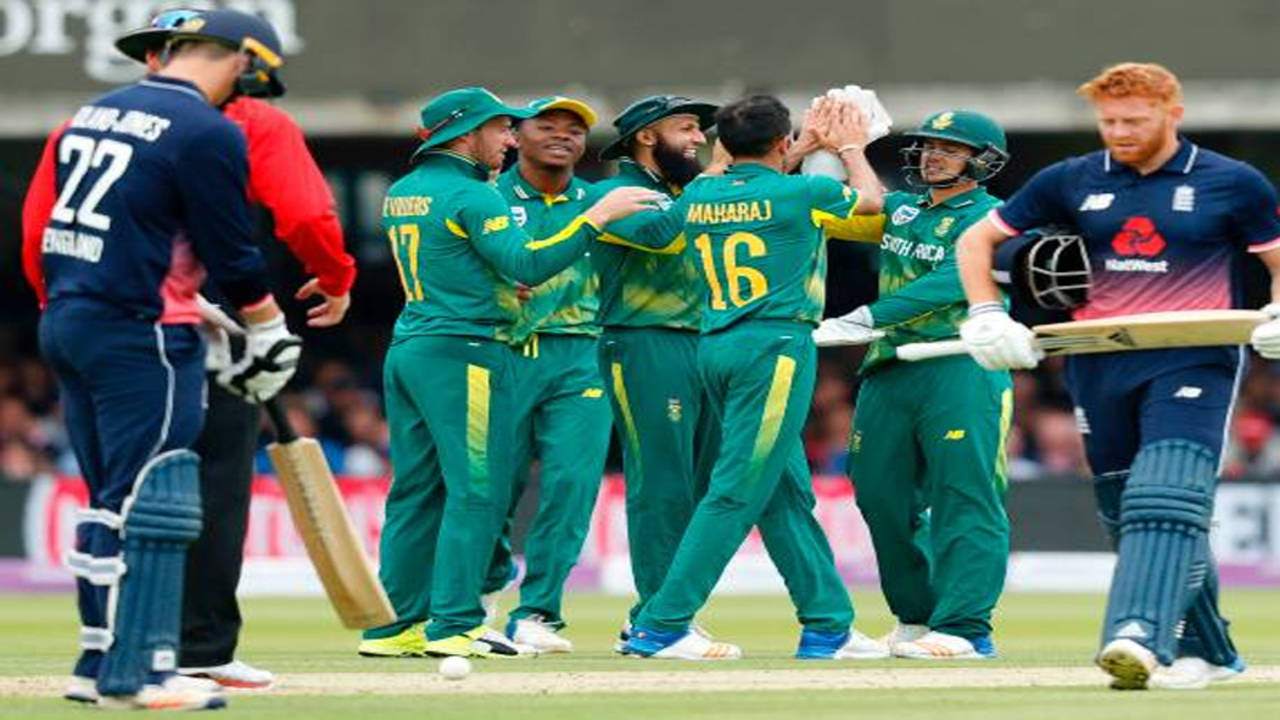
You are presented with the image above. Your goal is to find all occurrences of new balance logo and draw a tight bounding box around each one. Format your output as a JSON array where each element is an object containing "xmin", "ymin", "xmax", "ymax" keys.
[
  {"xmin": 943, "ymin": 430, "xmax": 966, "ymax": 441},
  {"xmin": 1079, "ymin": 193, "xmax": 1115, "ymax": 211},
  {"xmin": 1173, "ymin": 386, "xmax": 1203, "ymax": 399},
  {"xmin": 1115, "ymin": 621, "xmax": 1149, "ymax": 640}
]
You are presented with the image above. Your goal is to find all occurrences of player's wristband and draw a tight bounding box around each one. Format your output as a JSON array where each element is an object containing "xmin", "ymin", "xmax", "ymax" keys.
[
  {"xmin": 836, "ymin": 143, "xmax": 863, "ymax": 155},
  {"xmin": 968, "ymin": 301, "xmax": 1006, "ymax": 318}
]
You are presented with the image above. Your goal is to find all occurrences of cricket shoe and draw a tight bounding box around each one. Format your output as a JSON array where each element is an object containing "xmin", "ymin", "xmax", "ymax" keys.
[
  {"xmin": 1148, "ymin": 656, "xmax": 1247, "ymax": 690},
  {"xmin": 179, "ymin": 660, "xmax": 274, "ymax": 690},
  {"xmin": 65, "ymin": 674, "xmax": 221, "ymax": 704},
  {"xmin": 423, "ymin": 625, "xmax": 537, "ymax": 658},
  {"xmin": 506, "ymin": 615, "xmax": 573, "ymax": 654},
  {"xmin": 613, "ymin": 621, "xmax": 714, "ymax": 654},
  {"xmin": 1098, "ymin": 638, "xmax": 1158, "ymax": 690},
  {"xmin": 796, "ymin": 628, "xmax": 891, "ymax": 659},
  {"xmin": 622, "ymin": 626, "xmax": 742, "ymax": 660},
  {"xmin": 357, "ymin": 622, "xmax": 426, "ymax": 658},
  {"xmin": 893, "ymin": 631, "xmax": 996, "ymax": 659},
  {"xmin": 96, "ymin": 675, "xmax": 227, "ymax": 711},
  {"xmin": 880, "ymin": 622, "xmax": 929, "ymax": 648}
]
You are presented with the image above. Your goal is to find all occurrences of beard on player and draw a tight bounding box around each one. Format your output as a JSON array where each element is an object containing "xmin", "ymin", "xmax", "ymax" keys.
[{"xmin": 653, "ymin": 134, "xmax": 705, "ymax": 188}]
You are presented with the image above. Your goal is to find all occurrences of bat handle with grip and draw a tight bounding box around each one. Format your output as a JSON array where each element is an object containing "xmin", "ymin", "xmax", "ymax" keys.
[
  {"xmin": 894, "ymin": 339, "xmax": 970, "ymax": 362},
  {"xmin": 264, "ymin": 397, "xmax": 299, "ymax": 443}
]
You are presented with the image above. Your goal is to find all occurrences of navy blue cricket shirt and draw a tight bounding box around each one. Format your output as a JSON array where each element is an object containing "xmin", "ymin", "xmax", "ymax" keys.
[
  {"xmin": 991, "ymin": 138, "xmax": 1280, "ymax": 320},
  {"xmin": 41, "ymin": 76, "xmax": 269, "ymax": 321}
]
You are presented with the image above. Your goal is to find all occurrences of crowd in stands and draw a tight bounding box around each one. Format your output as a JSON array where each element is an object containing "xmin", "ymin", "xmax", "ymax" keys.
[{"xmin": 4, "ymin": 347, "xmax": 1278, "ymax": 484}]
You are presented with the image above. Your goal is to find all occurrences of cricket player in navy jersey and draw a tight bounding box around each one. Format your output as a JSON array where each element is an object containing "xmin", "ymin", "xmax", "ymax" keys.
[
  {"xmin": 24, "ymin": 9, "xmax": 297, "ymax": 711},
  {"xmin": 954, "ymin": 62, "xmax": 1280, "ymax": 690}
]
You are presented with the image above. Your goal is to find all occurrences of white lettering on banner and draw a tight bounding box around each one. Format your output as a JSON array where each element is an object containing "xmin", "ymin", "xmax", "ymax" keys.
[{"xmin": 0, "ymin": 1, "xmax": 304, "ymax": 83}]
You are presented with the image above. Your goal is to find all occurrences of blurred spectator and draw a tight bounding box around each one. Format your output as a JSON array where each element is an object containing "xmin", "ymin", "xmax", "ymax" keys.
[
  {"xmin": 340, "ymin": 400, "xmax": 390, "ymax": 476},
  {"xmin": 7, "ymin": 343, "xmax": 1280, "ymax": 483}
]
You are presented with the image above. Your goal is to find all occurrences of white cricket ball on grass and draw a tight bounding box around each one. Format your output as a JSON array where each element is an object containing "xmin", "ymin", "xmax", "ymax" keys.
[{"xmin": 438, "ymin": 655, "xmax": 472, "ymax": 681}]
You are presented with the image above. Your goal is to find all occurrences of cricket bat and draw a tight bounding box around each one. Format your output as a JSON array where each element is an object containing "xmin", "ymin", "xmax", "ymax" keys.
[
  {"xmin": 895, "ymin": 309, "xmax": 1270, "ymax": 362},
  {"xmin": 264, "ymin": 398, "xmax": 395, "ymax": 629}
]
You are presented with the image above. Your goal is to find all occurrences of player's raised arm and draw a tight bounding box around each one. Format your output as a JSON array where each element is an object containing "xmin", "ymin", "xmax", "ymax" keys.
[
  {"xmin": 597, "ymin": 192, "xmax": 689, "ymax": 254},
  {"xmin": 818, "ymin": 97, "xmax": 883, "ymax": 215},
  {"xmin": 464, "ymin": 183, "xmax": 663, "ymax": 286}
]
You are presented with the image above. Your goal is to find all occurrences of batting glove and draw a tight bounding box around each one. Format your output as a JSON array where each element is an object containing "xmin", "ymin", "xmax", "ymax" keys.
[
  {"xmin": 196, "ymin": 295, "xmax": 240, "ymax": 374},
  {"xmin": 813, "ymin": 306, "xmax": 883, "ymax": 347},
  {"xmin": 960, "ymin": 303, "xmax": 1042, "ymax": 370},
  {"xmin": 216, "ymin": 314, "xmax": 301, "ymax": 402},
  {"xmin": 1250, "ymin": 302, "xmax": 1280, "ymax": 359}
]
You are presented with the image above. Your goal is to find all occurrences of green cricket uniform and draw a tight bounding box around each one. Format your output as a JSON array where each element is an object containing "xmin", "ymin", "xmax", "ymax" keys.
[
  {"xmin": 838, "ymin": 188, "xmax": 1013, "ymax": 639},
  {"xmin": 482, "ymin": 167, "xmax": 612, "ymax": 629},
  {"xmin": 591, "ymin": 159, "xmax": 720, "ymax": 625},
  {"xmin": 625, "ymin": 163, "xmax": 863, "ymax": 634},
  {"xmin": 369, "ymin": 149, "xmax": 604, "ymax": 642}
]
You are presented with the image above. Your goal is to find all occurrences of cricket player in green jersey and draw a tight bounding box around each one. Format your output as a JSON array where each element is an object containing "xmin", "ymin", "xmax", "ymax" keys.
[
  {"xmin": 478, "ymin": 96, "xmax": 612, "ymax": 654},
  {"xmin": 356, "ymin": 87, "xmax": 660, "ymax": 659},
  {"xmin": 618, "ymin": 94, "xmax": 890, "ymax": 660},
  {"xmin": 814, "ymin": 110, "xmax": 1014, "ymax": 659},
  {"xmin": 589, "ymin": 95, "xmax": 723, "ymax": 647}
]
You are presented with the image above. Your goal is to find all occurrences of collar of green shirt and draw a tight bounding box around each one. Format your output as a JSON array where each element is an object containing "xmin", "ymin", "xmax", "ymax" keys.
[
  {"xmin": 419, "ymin": 149, "xmax": 490, "ymax": 181},
  {"xmin": 726, "ymin": 161, "xmax": 783, "ymax": 178},
  {"xmin": 918, "ymin": 184, "xmax": 989, "ymax": 210},
  {"xmin": 501, "ymin": 165, "xmax": 590, "ymax": 205},
  {"xmin": 616, "ymin": 158, "xmax": 679, "ymax": 195}
]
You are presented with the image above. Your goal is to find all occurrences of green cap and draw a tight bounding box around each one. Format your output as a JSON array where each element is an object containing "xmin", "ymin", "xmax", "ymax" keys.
[
  {"xmin": 527, "ymin": 95, "xmax": 598, "ymax": 128},
  {"xmin": 903, "ymin": 110, "xmax": 1007, "ymax": 154},
  {"xmin": 599, "ymin": 94, "xmax": 718, "ymax": 161},
  {"xmin": 411, "ymin": 87, "xmax": 535, "ymax": 162}
]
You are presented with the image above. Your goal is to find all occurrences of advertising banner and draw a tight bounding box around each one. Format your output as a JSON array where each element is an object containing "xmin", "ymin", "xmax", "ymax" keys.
[{"xmin": 7, "ymin": 475, "xmax": 1280, "ymax": 594}]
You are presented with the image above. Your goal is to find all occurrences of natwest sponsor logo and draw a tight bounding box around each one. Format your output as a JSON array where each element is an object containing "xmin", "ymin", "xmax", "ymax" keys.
[{"xmin": 1107, "ymin": 216, "xmax": 1169, "ymax": 273}]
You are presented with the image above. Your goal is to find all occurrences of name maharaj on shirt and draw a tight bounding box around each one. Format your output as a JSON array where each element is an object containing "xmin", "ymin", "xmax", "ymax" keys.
[{"xmin": 686, "ymin": 200, "xmax": 773, "ymax": 225}]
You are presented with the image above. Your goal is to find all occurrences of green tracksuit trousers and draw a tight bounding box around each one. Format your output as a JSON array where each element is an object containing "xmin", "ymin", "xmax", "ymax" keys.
[
  {"xmin": 849, "ymin": 354, "xmax": 1012, "ymax": 639},
  {"xmin": 635, "ymin": 321, "xmax": 853, "ymax": 634},
  {"xmin": 364, "ymin": 335, "xmax": 518, "ymax": 641},
  {"xmin": 597, "ymin": 327, "xmax": 719, "ymax": 624},
  {"xmin": 484, "ymin": 334, "xmax": 613, "ymax": 628}
]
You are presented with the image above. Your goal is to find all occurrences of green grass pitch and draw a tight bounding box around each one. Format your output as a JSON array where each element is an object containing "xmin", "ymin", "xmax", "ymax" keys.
[{"xmin": 2, "ymin": 590, "xmax": 1279, "ymax": 718}]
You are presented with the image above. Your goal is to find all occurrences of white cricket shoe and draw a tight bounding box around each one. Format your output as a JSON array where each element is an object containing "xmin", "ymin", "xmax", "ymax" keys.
[
  {"xmin": 796, "ymin": 628, "xmax": 890, "ymax": 659},
  {"xmin": 477, "ymin": 627, "xmax": 539, "ymax": 658},
  {"xmin": 623, "ymin": 626, "xmax": 742, "ymax": 660},
  {"xmin": 97, "ymin": 675, "xmax": 227, "ymax": 711},
  {"xmin": 835, "ymin": 629, "xmax": 892, "ymax": 659},
  {"xmin": 506, "ymin": 616, "xmax": 573, "ymax": 654},
  {"xmin": 893, "ymin": 630, "xmax": 996, "ymax": 659},
  {"xmin": 179, "ymin": 659, "xmax": 274, "ymax": 690},
  {"xmin": 613, "ymin": 621, "xmax": 714, "ymax": 653},
  {"xmin": 1098, "ymin": 638, "xmax": 1158, "ymax": 690},
  {"xmin": 880, "ymin": 622, "xmax": 929, "ymax": 647},
  {"xmin": 1149, "ymin": 656, "xmax": 1246, "ymax": 690},
  {"xmin": 66, "ymin": 674, "xmax": 220, "ymax": 703}
]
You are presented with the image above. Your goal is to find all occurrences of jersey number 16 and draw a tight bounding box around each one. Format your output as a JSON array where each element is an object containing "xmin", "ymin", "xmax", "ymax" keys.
[{"xmin": 694, "ymin": 231, "xmax": 769, "ymax": 310}]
